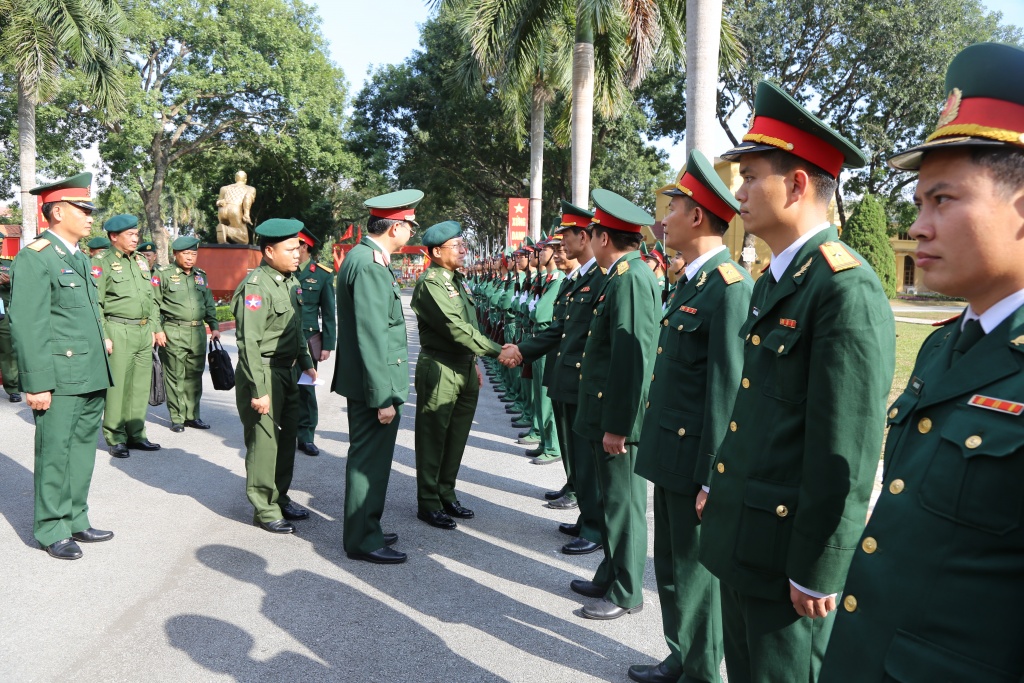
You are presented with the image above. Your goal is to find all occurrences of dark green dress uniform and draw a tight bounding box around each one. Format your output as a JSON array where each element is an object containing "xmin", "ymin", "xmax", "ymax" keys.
[
  {"xmin": 820, "ymin": 42, "xmax": 1024, "ymax": 683},
  {"xmin": 633, "ymin": 150, "xmax": 751, "ymax": 683},
  {"xmin": 296, "ymin": 232, "xmax": 337, "ymax": 448},
  {"xmin": 93, "ymin": 214, "xmax": 161, "ymax": 449},
  {"xmin": 10, "ymin": 173, "xmax": 113, "ymax": 549},
  {"xmin": 332, "ymin": 189, "xmax": 421, "ymax": 557},
  {"xmin": 0, "ymin": 242, "xmax": 20, "ymax": 399},
  {"xmin": 526, "ymin": 263, "xmax": 563, "ymax": 461},
  {"xmin": 232, "ymin": 219, "xmax": 314, "ymax": 526},
  {"xmin": 574, "ymin": 189, "xmax": 661, "ymax": 614},
  {"xmin": 152, "ymin": 236, "xmax": 219, "ymax": 427},
  {"xmin": 698, "ymin": 82, "xmax": 895, "ymax": 683},
  {"xmin": 411, "ymin": 222, "xmax": 502, "ymax": 517}
]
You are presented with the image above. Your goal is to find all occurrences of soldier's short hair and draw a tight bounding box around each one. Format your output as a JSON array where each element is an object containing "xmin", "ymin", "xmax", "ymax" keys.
[
  {"xmin": 367, "ymin": 216, "xmax": 404, "ymax": 235},
  {"xmin": 763, "ymin": 150, "xmax": 838, "ymax": 204},
  {"xmin": 593, "ymin": 225, "xmax": 643, "ymax": 251},
  {"xmin": 677, "ymin": 195, "xmax": 730, "ymax": 236},
  {"xmin": 969, "ymin": 148, "xmax": 1024, "ymax": 197},
  {"xmin": 41, "ymin": 202, "xmax": 56, "ymax": 221}
]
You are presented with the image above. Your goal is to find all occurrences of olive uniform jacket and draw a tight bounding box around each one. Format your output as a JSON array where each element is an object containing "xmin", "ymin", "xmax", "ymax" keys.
[
  {"xmin": 152, "ymin": 265, "xmax": 219, "ymax": 329},
  {"xmin": 574, "ymin": 251, "xmax": 660, "ymax": 443},
  {"xmin": 635, "ymin": 250, "xmax": 753, "ymax": 495},
  {"xmin": 332, "ymin": 237, "xmax": 408, "ymax": 409},
  {"xmin": 9, "ymin": 232, "xmax": 112, "ymax": 394},
  {"xmin": 91, "ymin": 247, "xmax": 161, "ymax": 336},
  {"xmin": 297, "ymin": 259, "xmax": 337, "ymax": 351},
  {"xmin": 699, "ymin": 227, "xmax": 895, "ymax": 601},
  {"xmin": 820, "ymin": 305, "xmax": 1024, "ymax": 683},
  {"xmin": 410, "ymin": 264, "xmax": 501, "ymax": 358}
]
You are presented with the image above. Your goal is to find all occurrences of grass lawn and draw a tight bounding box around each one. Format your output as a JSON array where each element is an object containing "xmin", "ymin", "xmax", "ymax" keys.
[{"xmin": 889, "ymin": 321, "xmax": 938, "ymax": 405}]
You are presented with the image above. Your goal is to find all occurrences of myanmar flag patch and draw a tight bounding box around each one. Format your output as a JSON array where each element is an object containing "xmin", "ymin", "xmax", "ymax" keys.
[
  {"xmin": 91, "ymin": 266, "xmax": 102, "ymax": 279},
  {"xmin": 245, "ymin": 294, "xmax": 263, "ymax": 310}
]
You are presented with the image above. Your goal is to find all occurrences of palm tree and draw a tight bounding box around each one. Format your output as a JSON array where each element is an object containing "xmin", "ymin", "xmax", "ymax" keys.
[{"xmin": 0, "ymin": 0, "xmax": 128, "ymax": 239}]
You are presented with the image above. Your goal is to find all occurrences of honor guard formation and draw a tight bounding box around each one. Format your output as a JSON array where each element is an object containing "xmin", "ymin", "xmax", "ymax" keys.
[{"xmin": 1, "ymin": 40, "xmax": 1022, "ymax": 683}]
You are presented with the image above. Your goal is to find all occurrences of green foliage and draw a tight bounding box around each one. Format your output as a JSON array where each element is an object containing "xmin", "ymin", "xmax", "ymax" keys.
[
  {"xmin": 215, "ymin": 305, "xmax": 234, "ymax": 322},
  {"xmin": 842, "ymin": 194, "xmax": 897, "ymax": 298}
]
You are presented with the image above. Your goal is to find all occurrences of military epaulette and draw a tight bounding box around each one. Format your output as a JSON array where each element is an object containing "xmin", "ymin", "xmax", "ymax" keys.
[
  {"xmin": 819, "ymin": 241, "xmax": 861, "ymax": 272},
  {"xmin": 932, "ymin": 314, "xmax": 962, "ymax": 327},
  {"xmin": 616, "ymin": 261, "xmax": 629, "ymax": 276},
  {"xmin": 317, "ymin": 262, "xmax": 333, "ymax": 273},
  {"xmin": 372, "ymin": 251, "xmax": 388, "ymax": 267},
  {"xmin": 247, "ymin": 271, "xmax": 260, "ymax": 284},
  {"xmin": 27, "ymin": 238, "xmax": 50, "ymax": 252},
  {"xmin": 717, "ymin": 262, "xmax": 745, "ymax": 285},
  {"xmin": 426, "ymin": 270, "xmax": 436, "ymax": 280}
]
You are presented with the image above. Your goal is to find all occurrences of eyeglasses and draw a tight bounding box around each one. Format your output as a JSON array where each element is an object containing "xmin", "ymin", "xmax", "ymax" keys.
[{"xmin": 438, "ymin": 243, "xmax": 468, "ymax": 252}]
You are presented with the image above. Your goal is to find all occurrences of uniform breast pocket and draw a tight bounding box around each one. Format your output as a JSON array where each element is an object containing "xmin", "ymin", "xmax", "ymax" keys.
[
  {"xmin": 735, "ymin": 479, "xmax": 798, "ymax": 574},
  {"xmin": 882, "ymin": 393, "xmax": 917, "ymax": 460},
  {"xmin": 663, "ymin": 314, "xmax": 705, "ymax": 364},
  {"xmin": 57, "ymin": 274, "xmax": 86, "ymax": 308},
  {"xmin": 919, "ymin": 407, "xmax": 1024, "ymax": 535},
  {"xmin": 51, "ymin": 337, "xmax": 90, "ymax": 381},
  {"xmin": 760, "ymin": 327, "xmax": 806, "ymax": 404},
  {"xmin": 273, "ymin": 296, "xmax": 292, "ymax": 315},
  {"xmin": 656, "ymin": 407, "xmax": 702, "ymax": 489},
  {"xmin": 168, "ymin": 283, "xmax": 184, "ymax": 293}
]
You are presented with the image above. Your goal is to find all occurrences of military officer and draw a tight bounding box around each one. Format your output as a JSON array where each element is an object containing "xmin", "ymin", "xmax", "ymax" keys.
[
  {"xmin": 152, "ymin": 235, "xmax": 220, "ymax": 432},
  {"xmin": 332, "ymin": 189, "xmax": 422, "ymax": 564},
  {"xmin": 93, "ymin": 214, "xmax": 162, "ymax": 457},
  {"xmin": 819, "ymin": 42, "xmax": 1024, "ymax": 683},
  {"xmin": 87, "ymin": 235, "xmax": 110, "ymax": 257},
  {"xmin": 10, "ymin": 173, "xmax": 114, "ymax": 559},
  {"xmin": 696, "ymin": 81, "xmax": 896, "ymax": 683},
  {"xmin": 137, "ymin": 241, "xmax": 159, "ymax": 269},
  {"xmin": 232, "ymin": 218, "xmax": 316, "ymax": 534},
  {"xmin": 568, "ymin": 189, "xmax": 660, "ymax": 620},
  {"xmin": 411, "ymin": 221, "xmax": 506, "ymax": 530},
  {"xmin": 0, "ymin": 232, "xmax": 20, "ymax": 402},
  {"xmin": 295, "ymin": 228, "xmax": 336, "ymax": 456},
  {"xmin": 629, "ymin": 150, "xmax": 752, "ymax": 683},
  {"xmin": 523, "ymin": 232, "xmax": 563, "ymax": 464}
]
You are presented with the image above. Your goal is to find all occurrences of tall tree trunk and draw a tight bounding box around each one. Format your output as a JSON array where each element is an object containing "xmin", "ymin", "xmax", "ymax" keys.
[
  {"xmin": 685, "ymin": 0, "xmax": 723, "ymax": 156},
  {"xmin": 834, "ymin": 185, "xmax": 847, "ymax": 229},
  {"xmin": 571, "ymin": 14, "xmax": 595, "ymax": 207},
  {"xmin": 141, "ymin": 149, "xmax": 170, "ymax": 265},
  {"xmin": 529, "ymin": 83, "xmax": 545, "ymax": 242},
  {"xmin": 17, "ymin": 81, "xmax": 38, "ymax": 240}
]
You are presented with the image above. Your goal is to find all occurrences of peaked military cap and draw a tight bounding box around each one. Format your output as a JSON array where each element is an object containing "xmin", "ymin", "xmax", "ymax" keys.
[
  {"xmin": 104, "ymin": 214, "xmax": 139, "ymax": 233},
  {"xmin": 29, "ymin": 172, "xmax": 98, "ymax": 212},
  {"xmin": 87, "ymin": 236, "xmax": 111, "ymax": 250},
  {"xmin": 421, "ymin": 220, "xmax": 462, "ymax": 248},
  {"xmin": 664, "ymin": 149, "xmax": 741, "ymax": 222},
  {"xmin": 255, "ymin": 218, "xmax": 304, "ymax": 242},
  {"xmin": 890, "ymin": 43, "xmax": 1024, "ymax": 171},
  {"xmin": 297, "ymin": 228, "xmax": 321, "ymax": 249},
  {"xmin": 557, "ymin": 200, "xmax": 594, "ymax": 231},
  {"xmin": 172, "ymin": 236, "xmax": 201, "ymax": 251},
  {"xmin": 590, "ymin": 188, "xmax": 654, "ymax": 234},
  {"xmin": 365, "ymin": 189, "xmax": 423, "ymax": 226},
  {"xmin": 722, "ymin": 81, "xmax": 866, "ymax": 178},
  {"xmin": 643, "ymin": 240, "xmax": 667, "ymax": 270}
]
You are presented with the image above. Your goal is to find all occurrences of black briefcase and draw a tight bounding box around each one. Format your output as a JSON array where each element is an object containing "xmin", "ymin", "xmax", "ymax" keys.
[
  {"xmin": 208, "ymin": 338, "xmax": 235, "ymax": 391},
  {"xmin": 149, "ymin": 347, "xmax": 166, "ymax": 406}
]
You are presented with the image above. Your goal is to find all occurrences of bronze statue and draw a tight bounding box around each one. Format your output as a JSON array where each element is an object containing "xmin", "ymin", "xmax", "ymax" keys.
[{"xmin": 215, "ymin": 170, "xmax": 256, "ymax": 244}]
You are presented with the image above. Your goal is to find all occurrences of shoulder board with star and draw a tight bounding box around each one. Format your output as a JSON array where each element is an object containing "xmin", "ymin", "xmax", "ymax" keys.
[
  {"xmin": 819, "ymin": 241, "xmax": 861, "ymax": 273},
  {"xmin": 717, "ymin": 262, "xmax": 745, "ymax": 285},
  {"xmin": 27, "ymin": 238, "xmax": 51, "ymax": 252},
  {"xmin": 616, "ymin": 261, "xmax": 629, "ymax": 276},
  {"xmin": 372, "ymin": 251, "xmax": 387, "ymax": 267}
]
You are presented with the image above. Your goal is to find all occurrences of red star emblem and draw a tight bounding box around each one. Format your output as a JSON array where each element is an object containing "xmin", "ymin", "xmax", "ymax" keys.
[
  {"xmin": 91, "ymin": 266, "xmax": 102, "ymax": 278},
  {"xmin": 245, "ymin": 294, "xmax": 262, "ymax": 310},
  {"xmin": 151, "ymin": 276, "xmax": 161, "ymax": 287}
]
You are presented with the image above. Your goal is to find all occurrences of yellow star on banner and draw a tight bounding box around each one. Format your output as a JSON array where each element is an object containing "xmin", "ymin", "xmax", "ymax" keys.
[{"xmin": 514, "ymin": 202, "xmax": 525, "ymax": 214}]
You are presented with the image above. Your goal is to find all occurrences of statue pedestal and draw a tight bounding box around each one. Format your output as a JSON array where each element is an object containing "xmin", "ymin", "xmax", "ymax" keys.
[{"xmin": 196, "ymin": 243, "xmax": 262, "ymax": 302}]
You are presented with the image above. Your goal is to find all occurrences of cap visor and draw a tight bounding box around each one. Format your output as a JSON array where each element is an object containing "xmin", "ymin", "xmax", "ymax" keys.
[
  {"xmin": 68, "ymin": 201, "xmax": 98, "ymax": 212},
  {"xmin": 661, "ymin": 187, "xmax": 687, "ymax": 197},
  {"xmin": 720, "ymin": 141, "xmax": 779, "ymax": 162},
  {"xmin": 888, "ymin": 137, "xmax": 1011, "ymax": 171}
]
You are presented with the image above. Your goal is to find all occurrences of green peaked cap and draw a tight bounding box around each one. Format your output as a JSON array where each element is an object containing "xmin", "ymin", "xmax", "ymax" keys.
[
  {"xmin": 137, "ymin": 241, "xmax": 156, "ymax": 253},
  {"xmin": 172, "ymin": 236, "xmax": 200, "ymax": 251},
  {"xmin": 255, "ymin": 218, "xmax": 304, "ymax": 240},
  {"xmin": 890, "ymin": 42, "xmax": 1024, "ymax": 170},
  {"xmin": 591, "ymin": 188, "xmax": 654, "ymax": 233},
  {"xmin": 721, "ymin": 81, "xmax": 866, "ymax": 177},
  {"xmin": 663, "ymin": 149, "xmax": 740, "ymax": 221},
  {"xmin": 640, "ymin": 242, "xmax": 649, "ymax": 255},
  {"xmin": 87, "ymin": 236, "xmax": 111, "ymax": 250},
  {"xmin": 365, "ymin": 189, "xmax": 423, "ymax": 226},
  {"xmin": 30, "ymin": 172, "xmax": 99, "ymax": 213},
  {"xmin": 104, "ymin": 214, "xmax": 139, "ymax": 233},
  {"xmin": 421, "ymin": 220, "xmax": 462, "ymax": 248}
]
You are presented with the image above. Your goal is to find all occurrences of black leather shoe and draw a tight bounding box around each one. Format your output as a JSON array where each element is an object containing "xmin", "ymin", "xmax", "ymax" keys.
[
  {"xmin": 418, "ymin": 509, "xmax": 457, "ymax": 530},
  {"xmin": 627, "ymin": 662, "xmax": 682, "ymax": 683},
  {"xmin": 512, "ymin": 422, "xmax": 533, "ymax": 430},
  {"xmin": 184, "ymin": 419, "xmax": 211, "ymax": 429},
  {"xmin": 559, "ymin": 522, "xmax": 582, "ymax": 536},
  {"xmin": 281, "ymin": 502, "xmax": 310, "ymax": 520},
  {"xmin": 298, "ymin": 442, "xmax": 320, "ymax": 456},
  {"xmin": 545, "ymin": 486, "xmax": 569, "ymax": 501},
  {"xmin": 581, "ymin": 597, "xmax": 643, "ymax": 620},
  {"xmin": 546, "ymin": 494, "xmax": 577, "ymax": 509},
  {"xmin": 499, "ymin": 396, "xmax": 514, "ymax": 403},
  {"xmin": 170, "ymin": 423, "xmax": 184, "ymax": 433},
  {"xmin": 562, "ymin": 538, "xmax": 601, "ymax": 555},
  {"xmin": 127, "ymin": 440, "xmax": 161, "ymax": 451},
  {"xmin": 72, "ymin": 527, "xmax": 114, "ymax": 543},
  {"xmin": 254, "ymin": 519, "xmax": 294, "ymax": 534},
  {"xmin": 443, "ymin": 501, "xmax": 474, "ymax": 519},
  {"xmin": 9, "ymin": 392, "xmax": 21, "ymax": 403},
  {"xmin": 570, "ymin": 579, "xmax": 608, "ymax": 598},
  {"xmin": 109, "ymin": 444, "xmax": 129, "ymax": 458},
  {"xmin": 44, "ymin": 538, "xmax": 83, "ymax": 560},
  {"xmin": 524, "ymin": 446, "xmax": 544, "ymax": 457},
  {"xmin": 348, "ymin": 547, "xmax": 407, "ymax": 564},
  {"xmin": 383, "ymin": 533, "xmax": 398, "ymax": 546}
]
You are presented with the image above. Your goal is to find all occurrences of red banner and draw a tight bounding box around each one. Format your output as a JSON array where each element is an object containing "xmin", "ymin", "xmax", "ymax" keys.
[{"xmin": 507, "ymin": 198, "xmax": 528, "ymax": 247}]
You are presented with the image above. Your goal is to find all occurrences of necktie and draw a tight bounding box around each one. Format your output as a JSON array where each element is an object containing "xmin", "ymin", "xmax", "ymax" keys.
[{"xmin": 953, "ymin": 318, "xmax": 985, "ymax": 362}]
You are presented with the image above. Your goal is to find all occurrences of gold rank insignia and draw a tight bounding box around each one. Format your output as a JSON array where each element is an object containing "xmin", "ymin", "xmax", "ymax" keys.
[
  {"xmin": 968, "ymin": 394, "xmax": 1024, "ymax": 416},
  {"xmin": 695, "ymin": 271, "xmax": 708, "ymax": 288},
  {"xmin": 616, "ymin": 261, "xmax": 629, "ymax": 276},
  {"xmin": 793, "ymin": 257, "xmax": 813, "ymax": 278},
  {"xmin": 1010, "ymin": 335, "xmax": 1024, "ymax": 346},
  {"xmin": 717, "ymin": 262, "xmax": 744, "ymax": 285},
  {"xmin": 819, "ymin": 242, "xmax": 861, "ymax": 272},
  {"xmin": 27, "ymin": 238, "xmax": 50, "ymax": 252}
]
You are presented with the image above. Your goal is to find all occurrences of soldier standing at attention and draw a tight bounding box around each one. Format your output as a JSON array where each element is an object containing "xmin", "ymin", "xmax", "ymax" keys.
[
  {"xmin": 295, "ymin": 228, "xmax": 336, "ymax": 456},
  {"xmin": 411, "ymin": 221, "xmax": 506, "ymax": 530},
  {"xmin": 522, "ymin": 232, "xmax": 563, "ymax": 464},
  {"xmin": 10, "ymin": 173, "xmax": 114, "ymax": 559},
  {"xmin": 87, "ymin": 236, "xmax": 110, "ymax": 258},
  {"xmin": 93, "ymin": 214, "xmax": 162, "ymax": 458},
  {"xmin": 152, "ymin": 236, "xmax": 220, "ymax": 432},
  {"xmin": 332, "ymin": 189, "xmax": 422, "ymax": 565},
  {"xmin": 819, "ymin": 42, "xmax": 1024, "ymax": 683},
  {"xmin": 629, "ymin": 150, "xmax": 752, "ymax": 683},
  {"xmin": 0, "ymin": 232, "xmax": 21, "ymax": 402},
  {"xmin": 232, "ymin": 218, "xmax": 316, "ymax": 535},
  {"xmin": 696, "ymin": 81, "xmax": 895, "ymax": 683},
  {"xmin": 570, "ymin": 189, "xmax": 660, "ymax": 621}
]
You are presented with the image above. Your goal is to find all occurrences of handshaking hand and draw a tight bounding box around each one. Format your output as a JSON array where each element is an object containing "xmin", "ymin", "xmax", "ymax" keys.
[{"xmin": 498, "ymin": 344, "xmax": 522, "ymax": 368}]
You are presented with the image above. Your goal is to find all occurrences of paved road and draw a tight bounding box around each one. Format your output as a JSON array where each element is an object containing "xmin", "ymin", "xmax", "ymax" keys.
[{"xmin": 0, "ymin": 294, "xmax": 704, "ymax": 683}]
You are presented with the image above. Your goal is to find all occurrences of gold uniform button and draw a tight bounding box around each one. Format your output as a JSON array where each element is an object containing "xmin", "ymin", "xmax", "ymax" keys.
[
  {"xmin": 917, "ymin": 418, "xmax": 932, "ymax": 434},
  {"xmin": 678, "ymin": 325, "xmax": 683, "ymax": 331},
  {"xmin": 657, "ymin": 346, "xmax": 663, "ymax": 354},
  {"xmin": 965, "ymin": 435, "xmax": 982, "ymax": 449},
  {"xmin": 575, "ymin": 362, "xmax": 581, "ymax": 368},
  {"xmin": 579, "ymin": 374, "xmax": 583, "ymax": 380},
  {"xmin": 778, "ymin": 345, "xmax": 785, "ymax": 353},
  {"xmin": 66, "ymin": 350, "xmax": 73, "ymax": 357},
  {"xmin": 69, "ymin": 282, "xmax": 76, "ymax": 288},
  {"xmin": 843, "ymin": 595, "xmax": 858, "ymax": 612},
  {"xmin": 742, "ymin": 378, "xmax": 750, "ymax": 389},
  {"xmin": 588, "ymin": 331, "xmax": 592, "ymax": 336},
  {"xmin": 677, "ymin": 428, "xmax": 686, "ymax": 437},
  {"xmin": 582, "ymin": 352, "xmax": 586, "ymax": 358},
  {"xmin": 646, "ymin": 401, "xmax": 650, "ymax": 408},
  {"xmin": 651, "ymin": 374, "xmax": 656, "ymax": 381},
  {"xmin": 889, "ymin": 479, "xmax": 905, "ymax": 495},
  {"xmin": 729, "ymin": 421, "xmax": 738, "ymax": 432},
  {"xmin": 888, "ymin": 407, "xmax": 898, "ymax": 419},
  {"xmin": 861, "ymin": 537, "xmax": 878, "ymax": 554},
  {"xmin": 663, "ymin": 320, "xmax": 668, "ymax": 327},
  {"xmin": 561, "ymin": 333, "xmax": 566, "ymax": 338},
  {"xmin": 751, "ymin": 335, "xmax": 761, "ymax": 346},
  {"xmin": 597, "ymin": 392, "xmax": 603, "ymax": 399},
  {"xmin": 775, "ymin": 505, "xmax": 788, "ymax": 518},
  {"xmin": 717, "ymin": 463, "xmax": 725, "ymax": 474}
]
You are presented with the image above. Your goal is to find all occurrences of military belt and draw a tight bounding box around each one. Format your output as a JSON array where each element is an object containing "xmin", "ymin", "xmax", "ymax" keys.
[
  {"xmin": 421, "ymin": 348, "xmax": 475, "ymax": 364},
  {"xmin": 164, "ymin": 319, "xmax": 204, "ymax": 327},
  {"xmin": 106, "ymin": 315, "xmax": 148, "ymax": 326},
  {"xmin": 261, "ymin": 357, "xmax": 297, "ymax": 368}
]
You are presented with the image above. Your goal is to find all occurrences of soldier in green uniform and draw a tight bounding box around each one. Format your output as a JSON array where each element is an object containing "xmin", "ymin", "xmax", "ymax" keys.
[
  {"xmin": 523, "ymin": 232, "xmax": 563, "ymax": 464},
  {"xmin": 696, "ymin": 82, "xmax": 896, "ymax": 683},
  {"xmin": 152, "ymin": 235, "xmax": 220, "ymax": 432},
  {"xmin": 332, "ymin": 189, "xmax": 422, "ymax": 564},
  {"xmin": 629, "ymin": 150, "xmax": 752, "ymax": 683},
  {"xmin": 232, "ymin": 218, "xmax": 316, "ymax": 534},
  {"xmin": 0, "ymin": 232, "xmax": 20, "ymax": 401},
  {"xmin": 87, "ymin": 235, "xmax": 110, "ymax": 258},
  {"xmin": 570, "ymin": 189, "xmax": 660, "ymax": 620},
  {"xmin": 295, "ymin": 228, "xmax": 337, "ymax": 456},
  {"xmin": 820, "ymin": 42, "xmax": 1024, "ymax": 683},
  {"xmin": 137, "ymin": 241, "xmax": 158, "ymax": 270},
  {"xmin": 93, "ymin": 214, "xmax": 162, "ymax": 457},
  {"xmin": 11, "ymin": 173, "xmax": 114, "ymax": 559},
  {"xmin": 411, "ymin": 221, "xmax": 506, "ymax": 530}
]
